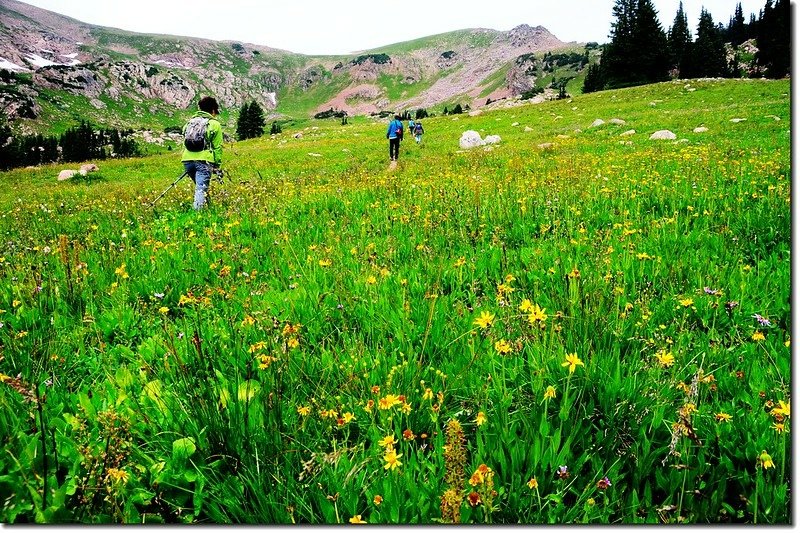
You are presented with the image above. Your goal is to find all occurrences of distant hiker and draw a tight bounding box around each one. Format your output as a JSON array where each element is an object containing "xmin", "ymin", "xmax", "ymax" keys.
[
  {"xmin": 408, "ymin": 118, "xmax": 415, "ymax": 132},
  {"xmin": 182, "ymin": 96, "xmax": 223, "ymax": 210},
  {"xmin": 413, "ymin": 121, "xmax": 424, "ymax": 143},
  {"xmin": 386, "ymin": 114, "xmax": 404, "ymax": 162}
]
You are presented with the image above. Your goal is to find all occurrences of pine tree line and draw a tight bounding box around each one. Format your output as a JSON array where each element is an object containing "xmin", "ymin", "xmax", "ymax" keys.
[
  {"xmin": 584, "ymin": 0, "xmax": 789, "ymax": 93},
  {"xmin": 0, "ymin": 121, "xmax": 140, "ymax": 171}
]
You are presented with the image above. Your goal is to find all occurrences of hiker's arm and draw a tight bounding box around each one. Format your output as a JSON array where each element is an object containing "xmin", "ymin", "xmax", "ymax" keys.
[{"xmin": 211, "ymin": 122, "xmax": 223, "ymax": 166}]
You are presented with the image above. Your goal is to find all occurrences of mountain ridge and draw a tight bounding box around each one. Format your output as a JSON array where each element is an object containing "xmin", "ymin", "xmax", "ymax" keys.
[{"xmin": 0, "ymin": 0, "xmax": 585, "ymax": 134}]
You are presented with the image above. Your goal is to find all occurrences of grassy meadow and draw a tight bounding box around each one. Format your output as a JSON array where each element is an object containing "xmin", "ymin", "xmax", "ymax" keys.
[{"xmin": 0, "ymin": 78, "xmax": 790, "ymax": 524}]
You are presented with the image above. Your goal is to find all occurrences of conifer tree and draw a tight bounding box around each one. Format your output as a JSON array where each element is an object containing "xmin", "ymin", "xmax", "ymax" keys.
[
  {"xmin": 756, "ymin": 0, "xmax": 790, "ymax": 78},
  {"xmin": 684, "ymin": 9, "xmax": 728, "ymax": 78},
  {"xmin": 582, "ymin": 63, "xmax": 605, "ymax": 93},
  {"xmin": 667, "ymin": 1, "xmax": 692, "ymax": 75},
  {"xmin": 236, "ymin": 101, "xmax": 266, "ymax": 140},
  {"xmin": 602, "ymin": 0, "xmax": 669, "ymax": 88}
]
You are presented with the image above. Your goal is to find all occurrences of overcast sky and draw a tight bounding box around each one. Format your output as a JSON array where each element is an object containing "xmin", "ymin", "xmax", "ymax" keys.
[{"xmin": 19, "ymin": 0, "xmax": 768, "ymax": 55}]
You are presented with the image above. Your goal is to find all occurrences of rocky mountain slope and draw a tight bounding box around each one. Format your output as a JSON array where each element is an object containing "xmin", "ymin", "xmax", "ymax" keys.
[{"xmin": 0, "ymin": 0, "xmax": 577, "ymax": 133}]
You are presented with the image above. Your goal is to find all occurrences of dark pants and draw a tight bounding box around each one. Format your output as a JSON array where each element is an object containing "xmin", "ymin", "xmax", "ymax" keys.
[{"xmin": 389, "ymin": 137, "xmax": 400, "ymax": 161}]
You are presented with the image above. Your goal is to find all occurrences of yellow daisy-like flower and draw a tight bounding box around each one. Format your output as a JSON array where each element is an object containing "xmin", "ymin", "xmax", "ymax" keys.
[
  {"xmin": 349, "ymin": 515, "xmax": 366, "ymax": 524},
  {"xmin": 342, "ymin": 412, "xmax": 355, "ymax": 424},
  {"xmin": 679, "ymin": 298, "xmax": 694, "ymax": 307},
  {"xmin": 106, "ymin": 467, "xmax": 129, "ymax": 485},
  {"xmin": 655, "ymin": 349, "xmax": 675, "ymax": 368},
  {"xmin": 297, "ymin": 405, "xmax": 311, "ymax": 417},
  {"xmin": 378, "ymin": 394, "xmax": 401, "ymax": 410},
  {"xmin": 158, "ymin": 306, "xmax": 170, "ymax": 315},
  {"xmin": 373, "ymin": 495, "xmax": 383, "ymax": 506},
  {"xmin": 772, "ymin": 422, "xmax": 785, "ymax": 434},
  {"xmin": 383, "ymin": 448, "xmax": 403, "ymax": 471},
  {"xmin": 527, "ymin": 477, "xmax": 538, "ymax": 490},
  {"xmin": 378, "ymin": 435, "xmax": 396, "ymax": 448},
  {"xmin": 495, "ymin": 339, "xmax": 513, "ymax": 355},
  {"xmin": 758, "ymin": 450, "xmax": 775, "ymax": 469},
  {"xmin": 318, "ymin": 258, "xmax": 331, "ymax": 267},
  {"xmin": 475, "ymin": 411, "xmax": 487, "ymax": 426},
  {"xmin": 543, "ymin": 386, "xmax": 556, "ymax": 400},
  {"xmin": 519, "ymin": 299, "xmax": 534, "ymax": 313},
  {"xmin": 561, "ymin": 353, "xmax": 584, "ymax": 374},
  {"xmin": 422, "ymin": 388, "xmax": 434, "ymax": 401},
  {"xmin": 771, "ymin": 400, "xmax": 790, "ymax": 419},
  {"xmin": 714, "ymin": 412, "xmax": 732, "ymax": 423},
  {"xmin": 473, "ymin": 311, "xmax": 495, "ymax": 329},
  {"xmin": 527, "ymin": 304, "xmax": 548, "ymax": 324},
  {"xmin": 752, "ymin": 331, "xmax": 765, "ymax": 341}
]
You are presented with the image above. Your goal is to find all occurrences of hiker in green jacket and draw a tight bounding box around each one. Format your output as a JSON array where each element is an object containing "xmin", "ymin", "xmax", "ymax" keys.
[{"xmin": 182, "ymin": 96, "xmax": 223, "ymax": 210}]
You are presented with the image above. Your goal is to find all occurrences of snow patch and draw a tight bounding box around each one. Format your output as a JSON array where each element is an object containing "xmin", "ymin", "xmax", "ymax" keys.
[
  {"xmin": 25, "ymin": 53, "xmax": 58, "ymax": 67},
  {"xmin": 0, "ymin": 57, "xmax": 29, "ymax": 71}
]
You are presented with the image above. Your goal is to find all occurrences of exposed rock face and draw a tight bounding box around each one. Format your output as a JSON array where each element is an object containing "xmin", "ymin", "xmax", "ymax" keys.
[{"xmin": 0, "ymin": 0, "xmax": 572, "ymax": 125}]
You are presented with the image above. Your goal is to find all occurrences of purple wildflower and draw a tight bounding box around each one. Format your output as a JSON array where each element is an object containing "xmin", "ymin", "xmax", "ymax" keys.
[
  {"xmin": 557, "ymin": 465, "xmax": 570, "ymax": 479},
  {"xmin": 725, "ymin": 301, "xmax": 739, "ymax": 312},
  {"xmin": 752, "ymin": 314, "xmax": 772, "ymax": 327},
  {"xmin": 703, "ymin": 287, "xmax": 721, "ymax": 296}
]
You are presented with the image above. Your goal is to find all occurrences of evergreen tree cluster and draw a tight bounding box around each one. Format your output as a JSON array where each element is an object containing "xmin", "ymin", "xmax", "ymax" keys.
[
  {"xmin": 236, "ymin": 100, "xmax": 266, "ymax": 140},
  {"xmin": 0, "ymin": 121, "xmax": 139, "ymax": 171},
  {"xmin": 584, "ymin": 0, "xmax": 789, "ymax": 93}
]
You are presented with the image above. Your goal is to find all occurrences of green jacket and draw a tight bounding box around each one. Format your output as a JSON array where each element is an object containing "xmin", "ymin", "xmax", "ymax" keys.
[{"xmin": 181, "ymin": 111, "xmax": 223, "ymax": 165}]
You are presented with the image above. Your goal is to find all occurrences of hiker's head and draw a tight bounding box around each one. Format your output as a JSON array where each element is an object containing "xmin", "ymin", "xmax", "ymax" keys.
[
  {"xmin": 199, "ymin": 96, "xmax": 220, "ymax": 115},
  {"xmin": 394, "ymin": 114, "xmax": 401, "ymax": 120}
]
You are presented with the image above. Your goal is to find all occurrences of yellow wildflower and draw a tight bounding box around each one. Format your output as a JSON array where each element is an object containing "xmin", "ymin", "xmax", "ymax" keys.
[
  {"xmin": 373, "ymin": 495, "xmax": 383, "ymax": 506},
  {"xmin": 383, "ymin": 448, "xmax": 402, "ymax": 471},
  {"xmin": 378, "ymin": 435, "xmax": 397, "ymax": 448},
  {"xmin": 655, "ymin": 350, "xmax": 675, "ymax": 368},
  {"xmin": 527, "ymin": 304, "xmax": 548, "ymax": 325},
  {"xmin": 527, "ymin": 478, "xmax": 538, "ymax": 490},
  {"xmin": 494, "ymin": 339, "xmax": 513, "ymax": 355},
  {"xmin": 561, "ymin": 353, "xmax": 585, "ymax": 374},
  {"xmin": 297, "ymin": 405, "xmax": 311, "ymax": 417},
  {"xmin": 342, "ymin": 412, "xmax": 355, "ymax": 424},
  {"xmin": 543, "ymin": 386, "xmax": 556, "ymax": 400},
  {"xmin": 679, "ymin": 298, "xmax": 694, "ymax": 307},
  {"xmin": 772, "ymin": 422, "xmax": 785, "ymax": 433},
  {"xmin": 752, "ymin": 331, "xmax": 765, "ymax": 341},
  {"xmin": 771, "ymin": 400, "xmax": 790, "ymax": 419},
  {"xmin": 714, "ymin": 412, "xmax": 732, "ymax": 423},
  {"xmin": 473, "ymin": 311, "xmax": 495, "ymax": 329},
  {"xmin": 475, "ymin": 411, "xmax": 487, "ymax": 426},
  {"xmin": 758, "ymin": 450, "xmax": 775, "ymax": 469},
  {"xmin": 158, "ymin": 306, "xmax": 169, "ymax": 315},
  {"xmin": 349, "ymin": 515, "xmax": 366, "ymax": 524}
]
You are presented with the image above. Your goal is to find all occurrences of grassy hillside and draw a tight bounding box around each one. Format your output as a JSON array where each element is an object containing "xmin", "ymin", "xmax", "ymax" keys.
[{"xmin": 0, "ymin": 78, "xmax": 790, "ymax": 524}]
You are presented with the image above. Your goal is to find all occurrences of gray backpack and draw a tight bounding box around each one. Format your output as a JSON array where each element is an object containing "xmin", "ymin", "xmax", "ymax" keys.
[{"xmin": 184, "ymin": 116, "xmax": 210, "ymax": 151}]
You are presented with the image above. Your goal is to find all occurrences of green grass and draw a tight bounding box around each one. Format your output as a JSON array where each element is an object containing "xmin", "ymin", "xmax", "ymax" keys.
[{"xmin": 0, "ymin": 78, "xmax": 790, "ymax": 524}]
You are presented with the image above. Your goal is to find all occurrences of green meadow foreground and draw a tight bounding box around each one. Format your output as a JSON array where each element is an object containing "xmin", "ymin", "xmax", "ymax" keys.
[{"xmin": 0, "ymin": 79, "xmax": 790, "ymax": 524}]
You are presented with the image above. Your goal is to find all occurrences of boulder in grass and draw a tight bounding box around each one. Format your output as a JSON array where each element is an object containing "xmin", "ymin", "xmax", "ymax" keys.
[
  {"xmin": 79, "ymin": 163, "xmax": 99, "ymax": 175},
  {"xmin": 693, "ymin": 126, "xmax": 709, "ymax": 133},
  {"xmin": 484, "ymin": 134, "xmax": 501, "ymax": 145},
  {"xmin": 459, "ymin": 130, "xmax": 484, "ymax": 149},
  {"xmin": 609, "ymin": 118, "xmax": 626, "ymax": 125},
  {"xmin": 57, "ymin": 169, "xmax": 76, "ymax": 181},
  {"xmin": 620, "ymin": 130, "xmax": 636, "ymax": 136},
  {"xmin": 590, "ymin": 119, "xmax": 605, "ymax": 127},
  {"xmin": 650, "ymin": 130, "xmax": 676, "ymax": 140}
]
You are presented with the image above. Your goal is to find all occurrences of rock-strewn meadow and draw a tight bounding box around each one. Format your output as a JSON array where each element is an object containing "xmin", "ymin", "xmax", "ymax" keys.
[{"xmin": 0, "ymin": 78, "xmax": 790, "ymax": 524}]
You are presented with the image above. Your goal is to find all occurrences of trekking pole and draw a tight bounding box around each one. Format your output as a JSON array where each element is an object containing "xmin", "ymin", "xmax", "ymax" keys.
[{"xmin": 150, "ymin": 171, "xmax": 189, "ymax": 207}]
